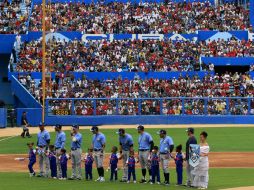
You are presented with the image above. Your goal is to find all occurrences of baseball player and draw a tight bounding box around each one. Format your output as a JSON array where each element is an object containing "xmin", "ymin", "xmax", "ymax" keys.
[
  {"xmin": 158, "ymin": 129, "xmax": 174, "ymax": 186},
  {"xmin": 69, "ymin": 124, "xmax": 82, "ymax": 180},
  {"xmin": 137, "ymin": 125, "xmax": 154, "ymax": 183},
  {"xmin": 27, "ymin": 142, "xmax": 36, "ymax": 177},
  {"xmin": 185, "ymin": 127, "xmax": 197, "ymax": 187},
  {"xmin": 21, "ymin": 111, "xmax": 31, "ymax": 138},
  {"xmin": 90, "ymin": 126, "xmax": 106, "ymax": 182},
  {"xmin": 54, "ymin": 124, "xmax": 66, "ymax": 178},
  {"xmin": 37, "ymin": 122, "xmax": 50, "ymax": 177},
  {"xmin": 117, "ymin": 128, "xmax": 134, "ymax": 182}
]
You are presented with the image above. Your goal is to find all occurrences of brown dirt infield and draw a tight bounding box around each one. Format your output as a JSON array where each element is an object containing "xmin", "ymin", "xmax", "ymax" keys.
[{"xmin": 0, "ymin": 152, "xmax": 253, "ymax": 172}]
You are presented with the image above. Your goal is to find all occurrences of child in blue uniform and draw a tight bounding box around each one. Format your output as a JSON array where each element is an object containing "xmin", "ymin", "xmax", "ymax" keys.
[
  {"xmin": 59, "ymin": 148, "xmax": 68, "ymax": 180},
  {"xmin": 48, "ymin": 145, "xmax": 57, "ymax": 179},
  {"xmin": 174, "ymin": 144, "xmax": 184, "ymax": 186},
  {"xmin": 27, "ymin": 142, "xmax": 36, "ymax": 177},
  {"xmin": 109, "ymin": 146, "xmax": 118, "ymax": 181},
  {"xmin": 126, "ymin": 150, "xmax": 136, "ymax": 183},
  {"xmin": 84, "ymin": 148, "xmax": 94, "ymax": 180},
  {"xmin": 150, "ymin": 146, "xmax": 160, "ymax": 184}
]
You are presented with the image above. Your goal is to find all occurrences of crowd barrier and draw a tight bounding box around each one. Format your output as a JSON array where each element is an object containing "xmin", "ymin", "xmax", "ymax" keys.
[
  {"xmin": 42, "ymin": 97, "xmax": 254, "ymax": 125},
  {"xmin": 10, "ymin": 71, "xmax": 214, "ymax": 80}
]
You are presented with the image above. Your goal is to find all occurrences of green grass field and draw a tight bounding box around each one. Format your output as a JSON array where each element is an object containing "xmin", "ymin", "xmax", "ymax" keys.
[
  {"xmin": 0, "ymin": 168, "xmax": 253, "ymax": 190},
  {"xmin": 0, "ymin": 127, "xmax": 254, "ymax": 189},
  {"xmin": 0, "ymin": 127, "xmax": 254, "ymax": 154}
]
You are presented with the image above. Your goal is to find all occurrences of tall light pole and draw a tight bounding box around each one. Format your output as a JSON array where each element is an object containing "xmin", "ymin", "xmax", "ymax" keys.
[{"xmin": 42, "ymin": 0, "xmax": 46, "ymax": 123}]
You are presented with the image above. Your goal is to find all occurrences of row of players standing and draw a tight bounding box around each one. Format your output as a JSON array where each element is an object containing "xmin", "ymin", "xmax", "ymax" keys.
[{"xmin": 29, "ymin": 123, "xmax": 206, "ymax": 187}]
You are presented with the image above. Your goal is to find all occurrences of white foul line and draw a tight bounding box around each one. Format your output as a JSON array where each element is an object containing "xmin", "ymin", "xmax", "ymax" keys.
[{"xmin": 0, "ymin": 135, "xmax": 17, "ymax": 142}]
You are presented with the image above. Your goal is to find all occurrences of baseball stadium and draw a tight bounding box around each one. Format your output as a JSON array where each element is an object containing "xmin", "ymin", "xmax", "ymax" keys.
[{"xmin": 0, "ymin": 0, "xmax": 254, "ymax": 189}]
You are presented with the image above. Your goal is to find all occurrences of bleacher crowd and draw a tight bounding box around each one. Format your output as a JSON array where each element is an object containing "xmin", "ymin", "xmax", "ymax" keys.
[
  {"xmin": 18, "ymin": 72, "xmax": 254, "ymax": 116},
  {"xmin": 13, "ymin": 37, "xmax": 254, "ymax": 72},
  {"xmin": 29, "ymin": 2, "xmax": 249, "ymax": 33}
]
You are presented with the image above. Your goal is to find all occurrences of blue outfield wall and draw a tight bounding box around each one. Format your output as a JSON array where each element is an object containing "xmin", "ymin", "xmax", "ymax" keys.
[
  {"xmin": 0, "ymin": 108, "xmax": 7, "ymax": 128},
  {"xmin": 16, "ymin": 108, "xmax": 42, "ymax": 126},
  {"xmin": 45, "ymin": 115, "xmax": 254, "ymax": 125}
]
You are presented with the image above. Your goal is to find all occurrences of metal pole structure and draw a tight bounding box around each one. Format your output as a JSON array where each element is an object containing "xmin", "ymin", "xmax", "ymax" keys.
[{"xmin": 42, "ymin": 0, "xmax": 46, "ymax": 123}]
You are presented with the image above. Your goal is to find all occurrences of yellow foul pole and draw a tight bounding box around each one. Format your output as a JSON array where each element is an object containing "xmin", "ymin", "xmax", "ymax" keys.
[{"xmin": 42, "ymin": 0, "xmax": 46, "ymax": 123}]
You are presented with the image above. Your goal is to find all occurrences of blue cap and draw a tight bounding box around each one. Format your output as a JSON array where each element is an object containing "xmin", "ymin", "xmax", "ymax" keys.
[
  {"xmin": 39, "ymin": 122, "xmax": 45, "ymax": 126},
  {"xmin": 116, "ymin": 128, "xmax": 125, "ymax": 135},
  {"xmin": 72, "ymin": 124, "xmax": 79, "ymax": 129},
  {"xmin": 137, "ymin": 125, "xmax": 144, "ymax": 131},
  {"xmin": 157, "ymin": 129, "xmax": 166, "ymax": 135},
  {"xmin": 54, "ymin": 124, "xmax": 62, "ymax": 129},
  {"xmin": 90, "ymin": 126, "xmax": 98, "ymax": 132}
]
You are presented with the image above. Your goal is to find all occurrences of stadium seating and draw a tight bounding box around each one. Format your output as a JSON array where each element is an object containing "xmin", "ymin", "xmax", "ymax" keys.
[
  {"xmin": 29, "ymin": 2, "xmax": 250, "ymax": 33},
  {"xmin": 12, "ymin": 37, "xmax": 254, "ymax": 72},
  {"xmin": 0, "ymin": 0, "xmax": 31, "ymax": 34}
]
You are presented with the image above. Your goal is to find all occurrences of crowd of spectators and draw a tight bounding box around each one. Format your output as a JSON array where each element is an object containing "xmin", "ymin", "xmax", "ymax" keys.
[
  {"xmin": 14, "ymin": 37, "xmax": 254, "ymax": 72},
  {"xmin": 0, "ymin": 0, "xmax": 30, "ymax": 34},
  {"xmin": 29, "ymin": 2, "xmax": 250, "ymax": 33},
  {"xmin": 18, "ymin": 72, "xmax": 254, "ymax": 115}
]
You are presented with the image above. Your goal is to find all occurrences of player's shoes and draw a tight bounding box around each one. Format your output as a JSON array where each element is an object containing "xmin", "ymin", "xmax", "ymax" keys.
[
  {"xmin": 53, "ymin": 177, "xmax": 57, "ymax": 179},
  {"xmin": 76, "ymin": 178, "xmax": 81, "ymax": 180},
  {"xmin": 163, "ymin": 181, "xmax": 169, "ymax": 186},
  {"xmin": 100, "ymin": 177, "xmax": 105, "ymax": 182},
  {"xmin": 126, "ymin": 181, "xmax": 130, "ymax": 183},
  {"xmin": 29, "ymin": 172, "xmax": 35, "ymax": 177},
  {"xmin": 133, "ymin": 181, "xmax": 137, "ymax": 183},
  {"xmin": 36, "ymin": 174, "xmax": 43, "ymax": 177},
  {"xmin": 139, "ymin": 179, "xmax": 147, "ymax": 183},
  {"xmin": 95, "ymin": 177, "xmax": 101, "ymax": 182},
  {"xmin": 150, "ymin": 182, "xmax": 154, "ymax": 185},
  {"xmin": 157, "ymin": 182, "xmax": 161, "ymax": 185}
]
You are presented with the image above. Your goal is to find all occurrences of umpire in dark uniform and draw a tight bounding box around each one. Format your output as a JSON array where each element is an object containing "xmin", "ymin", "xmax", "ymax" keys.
[
  {"xmin": 21, "ymin": 111, "xmax": 31, "ymax": 138},
  {"xmin": 185, "ymin": 127, "xmax": 197, "ymax": 187}
]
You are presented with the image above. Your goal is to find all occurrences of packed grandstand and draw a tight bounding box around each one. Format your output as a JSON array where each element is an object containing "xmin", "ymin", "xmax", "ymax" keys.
[{"xmin": 2, "ymin": 0, "xmax": 254, "ymax": 119}]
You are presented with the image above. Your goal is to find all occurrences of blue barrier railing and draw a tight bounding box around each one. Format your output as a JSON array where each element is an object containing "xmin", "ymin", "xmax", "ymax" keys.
[
  {"xmin": 45, "ymin": 97, "xmax": 254, "ymax": 117},
  {"xmin": 11, "ymin": 75, "xmax": 42, "ymax": 108}
]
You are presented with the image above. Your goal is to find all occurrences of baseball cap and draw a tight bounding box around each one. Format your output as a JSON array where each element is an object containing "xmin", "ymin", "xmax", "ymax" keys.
[
  {"xmin": 39, "ymin": 122, "xmax": 45, "ymax": 126},
  {"xmin": 72, "ymin": 124, "xmax": 79, "ymax": 129},
  {"xmin": 54, "ymin": 124, "xmax": 62, "ymax": 129},
  {"xmin": 137, "ymin": 125, "xmax": 144, "ymax": 131},
  {"xmin": 90, "ymin": 126, "xmax": 98, "ymax": 132},
  {"xmin": 186, "ymin": 127, "xmax": 194, "ymax": 134},
  {"xmin": 157, "ymin": 129, "xmax": 166, "ymax": 135},
  {"xmin": 116, "ymin": 128, "xmax": 125, "ymax": 135}
]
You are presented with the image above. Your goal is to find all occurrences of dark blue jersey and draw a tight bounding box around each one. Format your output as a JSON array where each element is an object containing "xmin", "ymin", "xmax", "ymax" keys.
[
  {"xmin": 85, "ymin": 155, "xmax": 94, "ymax": 167},
  {"xmin": 110, "ymin": 153, "xmax": 118, "ymax": 166},
  {"xmin": 127, "ymin": 156, "xmax": 135, "ymax": 168},
  {"xmin": 151, "ymin": 153, "xmax": 160, "ymax": 166},
  {"xmin": 48, "ymin": 152, "xmax": 57, "ymax": 167},
  {"xmin": 60, "ymin": 154, "xmax": 68, "ymax": 166},
  {"xmin": 175, "ymin": 152, "xmax": 184, "ymax": 167},
  {"xmin": 28, "ymin": 149, "xmax": 36, "ymax": 163}
]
